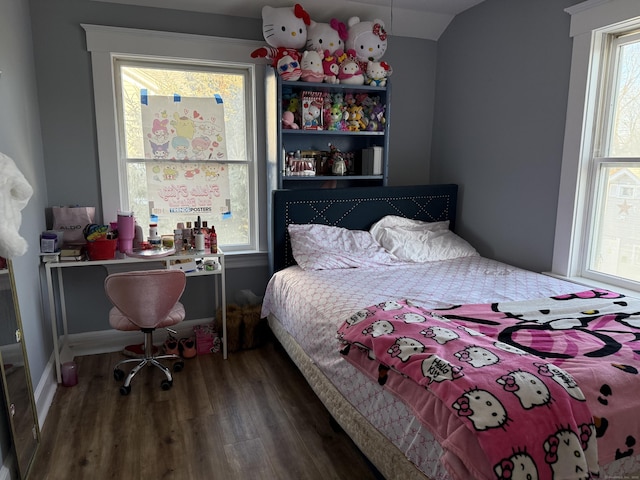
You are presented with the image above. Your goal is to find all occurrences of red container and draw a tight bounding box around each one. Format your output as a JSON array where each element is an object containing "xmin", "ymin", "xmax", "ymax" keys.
[{"xmin": 86, "ymin": 239, "xmax": 117, "ymax": 261}]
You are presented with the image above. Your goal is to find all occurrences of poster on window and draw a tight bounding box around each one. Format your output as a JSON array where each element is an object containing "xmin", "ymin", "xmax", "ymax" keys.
[
  {"xmin": 140, "ymin": 91, "xmax": 228, "ymax": 161},
  {"xmin": 146, "ymin": 162, "xmax": 231, "ymax": 221}
]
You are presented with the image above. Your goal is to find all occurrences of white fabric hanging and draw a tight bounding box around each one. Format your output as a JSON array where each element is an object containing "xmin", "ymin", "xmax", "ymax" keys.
[{"xmin": 0, "ymin": 152, "xmax": 33, "ymax": 258}]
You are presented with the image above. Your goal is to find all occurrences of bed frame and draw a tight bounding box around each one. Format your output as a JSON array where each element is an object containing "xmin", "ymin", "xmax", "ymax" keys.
[{"xmin": 268, "ymin": 184, "xmax": 459, "ymax": 480}]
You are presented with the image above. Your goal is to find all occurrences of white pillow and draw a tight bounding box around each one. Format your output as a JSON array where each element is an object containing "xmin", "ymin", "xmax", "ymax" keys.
[
  {"xmin": 370, "ymin": 215, "xmax": 478, "ymax": 263},
  {"xmin": 288, "ymin": 223, "xmax": 400, "ymax": 270}
]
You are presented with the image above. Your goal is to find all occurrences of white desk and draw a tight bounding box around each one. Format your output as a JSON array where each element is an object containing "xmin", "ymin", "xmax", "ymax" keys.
[{"xmin": 44, "ymin": 251, "xmax": 226, "ymax": 383}]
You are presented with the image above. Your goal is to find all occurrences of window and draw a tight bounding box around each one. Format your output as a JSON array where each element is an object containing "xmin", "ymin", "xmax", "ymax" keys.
[
  {"xmin": 83, "ymin": 25, "xmax": 266, "ymax": 254},
  {"xmin": 554, "ymin": 2, "xmax": 640, "ymax": 293}
]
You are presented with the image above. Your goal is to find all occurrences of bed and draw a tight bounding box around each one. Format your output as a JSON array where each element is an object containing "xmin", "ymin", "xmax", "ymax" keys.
[{"xmin": 261, "ymin": 184, "xmax": 640, "ymax": 480}]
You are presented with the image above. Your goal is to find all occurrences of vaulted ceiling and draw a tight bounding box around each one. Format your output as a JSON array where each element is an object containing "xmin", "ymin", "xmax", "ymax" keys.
[{"xmin": 91, "ymin": 0, "xmax": 486, "ymax": 40}]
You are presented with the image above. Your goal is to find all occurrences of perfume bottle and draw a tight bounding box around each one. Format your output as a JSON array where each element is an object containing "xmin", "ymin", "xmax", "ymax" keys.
[{"xmin": 209, "ymin": 225, "xmax": 218, "ymax": 254}]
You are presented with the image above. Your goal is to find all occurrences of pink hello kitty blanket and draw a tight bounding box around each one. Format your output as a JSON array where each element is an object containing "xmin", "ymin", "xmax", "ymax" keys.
[{"xmin": 338, "ymin": 290, "xmax": 640, "ymax": 480}]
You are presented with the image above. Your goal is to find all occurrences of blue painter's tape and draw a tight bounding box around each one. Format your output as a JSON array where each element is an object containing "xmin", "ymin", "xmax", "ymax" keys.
[
  {"xmin": 174, "ymin": 93, "xmax": 181, "ymax": 102},
  {"xmin": 141, "ymin": 89, "xmax": 148, "ymax": 105},
  {"xmin": 222, "ymin": 212, "xmax": 232, "ymax": 219},
  {"xmin": 214, "ymin": 94, "xmax": 223, "ymax": 104}
]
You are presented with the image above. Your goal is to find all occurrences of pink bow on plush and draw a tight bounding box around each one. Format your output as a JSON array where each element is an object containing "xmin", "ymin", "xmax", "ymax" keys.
[
  {"xmin": 373, "ymin": 23, "xmax": 387, "ymax": 41},
  {"xmin": 330, "ymin": 18, "xmax": 348, "ymax": 41},
  {"xmin": 294, "ymin": 3, "xmax": 311, "ymax": 25}
]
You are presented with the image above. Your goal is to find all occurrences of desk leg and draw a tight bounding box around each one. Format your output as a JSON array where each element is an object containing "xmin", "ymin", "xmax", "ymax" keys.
[
  {"xmin": 45, "ymin": 265, "xmax": 62, "ymax": 383},
  {"xmin": 221, "ymin": 258, "xmax": 227, "ymax": 359}
]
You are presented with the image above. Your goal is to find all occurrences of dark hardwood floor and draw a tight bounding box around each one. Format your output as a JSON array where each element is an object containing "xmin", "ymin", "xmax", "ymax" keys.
[{"xmin": 30, "ymin": 337, "xmax": 383, "ymax": 480}]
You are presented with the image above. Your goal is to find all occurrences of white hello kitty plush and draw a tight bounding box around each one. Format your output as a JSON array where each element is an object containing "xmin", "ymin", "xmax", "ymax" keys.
[
  {"xmin": 306, "ymin": 18, "xmax": 348, "ymax": 55},
  {"xmin": 365, "ymin": 60, "xmax": 392, "ymax": 86},
  {"xmin": 346, "ymin": 17, "xmax": 388, "ymax": 65},
  {"xmin": 251, "ymin": 4, "xmax": 310, "ymax": 70},
  {"xmin": 299, "ymin": 50, "xmax": 324, "ymax": 83}
]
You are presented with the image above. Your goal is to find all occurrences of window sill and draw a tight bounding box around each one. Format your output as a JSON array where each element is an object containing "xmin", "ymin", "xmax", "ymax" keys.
[{"xmin": 543, "ymin": 272, "xmax": 640, "ymax": 300}]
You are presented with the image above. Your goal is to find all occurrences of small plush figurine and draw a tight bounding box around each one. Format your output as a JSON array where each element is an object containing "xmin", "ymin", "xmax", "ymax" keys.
[
  {"xmin": 328, "ymin": 103, "xmax": 347, "ymax": 131},
  {"xmin": 276, "ymin": 52, "xmax": 302, "ymax": 81},
  {"xmin": 365, "ymin": 60, "xmax": 392, "ymax": 86},
  {"xmin": 346, "ymin": 104, "xmax": 367, "ymax": 131},
  {"xmin": 306, "ymin": 18, "xmax": 348, "ymax": 55},
  {"xmin": 299, "ymin": 50, "xmax": 324, "ymax": 83},
  {"xmin": 302, "ymin": 100, "xmax": 322, "ymax": 128},
  {"xmin": 251, "ymin": 4, "xmax": 311, "ymax": 70},
  {"xmin": 282, "ymin": 110, "xmax": 299, "ymax": 129},
  {"xmin": 346, "ymin": 17, "xmax": 388, "ymax": 66},
  {"xmin": 338, "ymin": 57, "xmax": 365, "ymax": 85}
]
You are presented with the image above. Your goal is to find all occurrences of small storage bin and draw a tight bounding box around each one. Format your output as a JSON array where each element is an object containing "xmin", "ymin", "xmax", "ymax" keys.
[
  {"xmin": 194, "ymin": 323, "xmax": 220, "ymax": 355},
  {"xmin": 86, "ymin": 239, "xmax": 117, "ymax": 260}
]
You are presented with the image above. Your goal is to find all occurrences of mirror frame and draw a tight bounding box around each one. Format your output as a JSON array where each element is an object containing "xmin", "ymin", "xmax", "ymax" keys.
[{"xmin": 1, "ymin": 260, "xmax": 40, "ymax": 478}]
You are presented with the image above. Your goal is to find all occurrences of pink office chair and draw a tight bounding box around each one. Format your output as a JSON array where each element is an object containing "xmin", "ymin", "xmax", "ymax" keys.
[{"xmin": 105, "ymin": 269, "xmax": 187, "ymax": 395}]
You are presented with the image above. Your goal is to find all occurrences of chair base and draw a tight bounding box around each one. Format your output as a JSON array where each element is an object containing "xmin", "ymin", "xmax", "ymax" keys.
[{"xmin": 113, "ymin": 329, "xmax": 184, "ymax": 395}]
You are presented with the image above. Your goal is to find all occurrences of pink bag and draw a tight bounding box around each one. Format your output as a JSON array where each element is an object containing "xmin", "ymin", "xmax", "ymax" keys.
[{"xmin": 52, "ymin": 206, "xmax": 95, "ymax": 246}]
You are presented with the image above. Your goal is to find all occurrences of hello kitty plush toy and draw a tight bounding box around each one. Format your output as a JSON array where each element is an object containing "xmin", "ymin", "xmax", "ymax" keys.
[
  {"xmin": 251, "ymin": 4, "xmax": 311, "ymax": 71},
  {"xmin": 306, "ymin": 18, "xmax": 348, "ymax": 55},
  {"xmin": 299, "ymin": 50, "xmax": 324, "ymax": 82},
  {"xmin": 365, "ymin": 60, "xmax": 392, "ymax": 86},
  {"xmin": 346, "ymin": 17, "xmax": 389, "ymax": 70}
]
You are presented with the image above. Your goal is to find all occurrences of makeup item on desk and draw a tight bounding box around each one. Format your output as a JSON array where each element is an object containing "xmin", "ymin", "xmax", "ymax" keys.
[
  {"xmin": 148, "ymin": 223, "xmax": 161, "ymax": 248},
  {"xmin": 195, "ymin": 232, "xmax": 205, "ymax": 252},
  {"xmin": 173, "ymin": 229, "xmax": 183, "ymax": 252},
  {"xmin": 209, "ymin": 226, "xmax": 217, "ymax": 254}
]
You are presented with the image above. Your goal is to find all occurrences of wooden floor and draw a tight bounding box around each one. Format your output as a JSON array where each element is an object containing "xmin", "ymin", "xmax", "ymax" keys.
[{"xmin": 29, "ymin": 338, "xmax": 383, "ymax": 480}]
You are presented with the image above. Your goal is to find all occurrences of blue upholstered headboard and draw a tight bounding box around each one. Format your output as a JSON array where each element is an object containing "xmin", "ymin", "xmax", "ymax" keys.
[{"xmin": 271, "ymin": 184, "xmax": 458, "ymax": 272}]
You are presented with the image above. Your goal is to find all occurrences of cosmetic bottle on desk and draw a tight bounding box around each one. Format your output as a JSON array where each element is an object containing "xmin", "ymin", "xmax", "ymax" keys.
[{"xmin": 209, "ymin": 226, "xmax": 218, "ymax": 254}]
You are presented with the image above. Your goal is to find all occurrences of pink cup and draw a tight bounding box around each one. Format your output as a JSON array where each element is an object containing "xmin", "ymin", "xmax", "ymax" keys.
[{"xmin": 117, "ymin": 213, "xmax": 135, "ymax": 253}]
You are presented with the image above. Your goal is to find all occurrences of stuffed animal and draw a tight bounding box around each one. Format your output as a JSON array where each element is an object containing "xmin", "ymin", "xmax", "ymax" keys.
[
  {"xmin": 299, "ymin": 50, "xmax": 324, "ymax": 83},
  {"xmin": 328, "ymin": 103, "xmax": 347, "ymax": 131},
  {"xmin": 276, "ymin": 52, "xmax": 302, "ymax": 81},
  {"xmin": 365, "ymin": 60, "xmax": 392, "ymax": 86},
  {"xmin": 302, "ymin": 100, "xmax": 322, "ymax": 128},
  {"xmin": 338, "ymin": 57, "xmax": 365, "ymax": 85},
  {"xmin": 282, "ymin": 110, "xmax": 299, "ymax": 129},
  {"xmin": 346, "ymin": 17, "xmax": 388, "ymax": 67},
  {"xmin": 251, "ymin": 4, "xmax": 310, "ymax": 70},
  {"xmin": 306, "ymin": 18, "xmax": 348, "ymax": 55},
  {"xmin": 0, "ymin": 152, "xmax": 33, "ymax": 258},
  {"xmin": 346, "ymin": 104, "xmax": 367, "ymax": 131}
]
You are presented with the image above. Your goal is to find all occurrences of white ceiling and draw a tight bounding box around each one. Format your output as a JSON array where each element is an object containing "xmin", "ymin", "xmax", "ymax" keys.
[{"xmin": 92, "ymin": 0, "xmax": 486, "ymax": 40}]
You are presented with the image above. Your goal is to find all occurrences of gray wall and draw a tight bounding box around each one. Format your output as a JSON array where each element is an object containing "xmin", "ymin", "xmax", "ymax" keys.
[
  {"xmin": 0, "ymin": 0, "xmax": 50, "ymax": 471},
  {"xmin": 432, "ymin": 0, "xmax": 582, "ymax": 272}
]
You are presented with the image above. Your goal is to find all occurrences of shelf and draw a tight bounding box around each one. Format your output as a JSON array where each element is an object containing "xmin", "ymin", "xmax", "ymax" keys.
[
  {"xmin": 281, "ymin": 79, "xmax": 387, "ymax": 94},
  {"xmin": 283, "ymin": 175, "xmax": 384, "ymax": 181},
  {"xmin": 282, "ymin": 129, "xmax": 384, "ymax": 136}
]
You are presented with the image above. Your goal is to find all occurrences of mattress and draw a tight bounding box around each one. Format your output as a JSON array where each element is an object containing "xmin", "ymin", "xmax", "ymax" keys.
[{"xmin": 261, "ymin": 255, "xmax": 640, "ymax": 479}]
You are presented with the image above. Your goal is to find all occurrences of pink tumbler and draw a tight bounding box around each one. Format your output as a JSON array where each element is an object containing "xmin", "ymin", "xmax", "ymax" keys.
[{"xmin": 117, "ymin": 211, "xmax": 135, "ymax": 253}]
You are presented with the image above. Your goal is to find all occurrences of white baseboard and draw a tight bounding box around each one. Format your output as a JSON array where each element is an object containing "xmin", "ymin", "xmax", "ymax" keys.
[{"xmin": 33, "ymin": 318, "xmax": 214, "ymax": 430}]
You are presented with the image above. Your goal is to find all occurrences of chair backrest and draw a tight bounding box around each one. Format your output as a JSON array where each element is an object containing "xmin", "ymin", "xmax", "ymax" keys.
[{"xmin": 104, "ymin": 269, "xmax": 187, "ymax": 329}]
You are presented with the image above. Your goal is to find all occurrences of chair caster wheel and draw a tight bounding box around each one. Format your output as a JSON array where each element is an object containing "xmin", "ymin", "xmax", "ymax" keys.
[
  {"xmin": 120, "ymin": 385, "xmax": 131, "ymax": 396},
  {"xmin": 114, "ymin": 369, "xmax": 125, "ymax": 381},
  {"xmin": 161, "ymin": 379, "xmax": 173, "ymax": 391},
  {"xmin": 173, "ymin": 361, "xmax": 184, "ymax": 373}
]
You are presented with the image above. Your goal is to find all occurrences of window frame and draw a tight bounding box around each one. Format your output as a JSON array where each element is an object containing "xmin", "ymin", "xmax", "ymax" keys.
[
  {"xmin": 552, "ymin": 1, "xmax": 640, "ymax": 294},
  {"xmin": 83, "ymin": 24, "xmax": 267, "ymax": 255}
]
